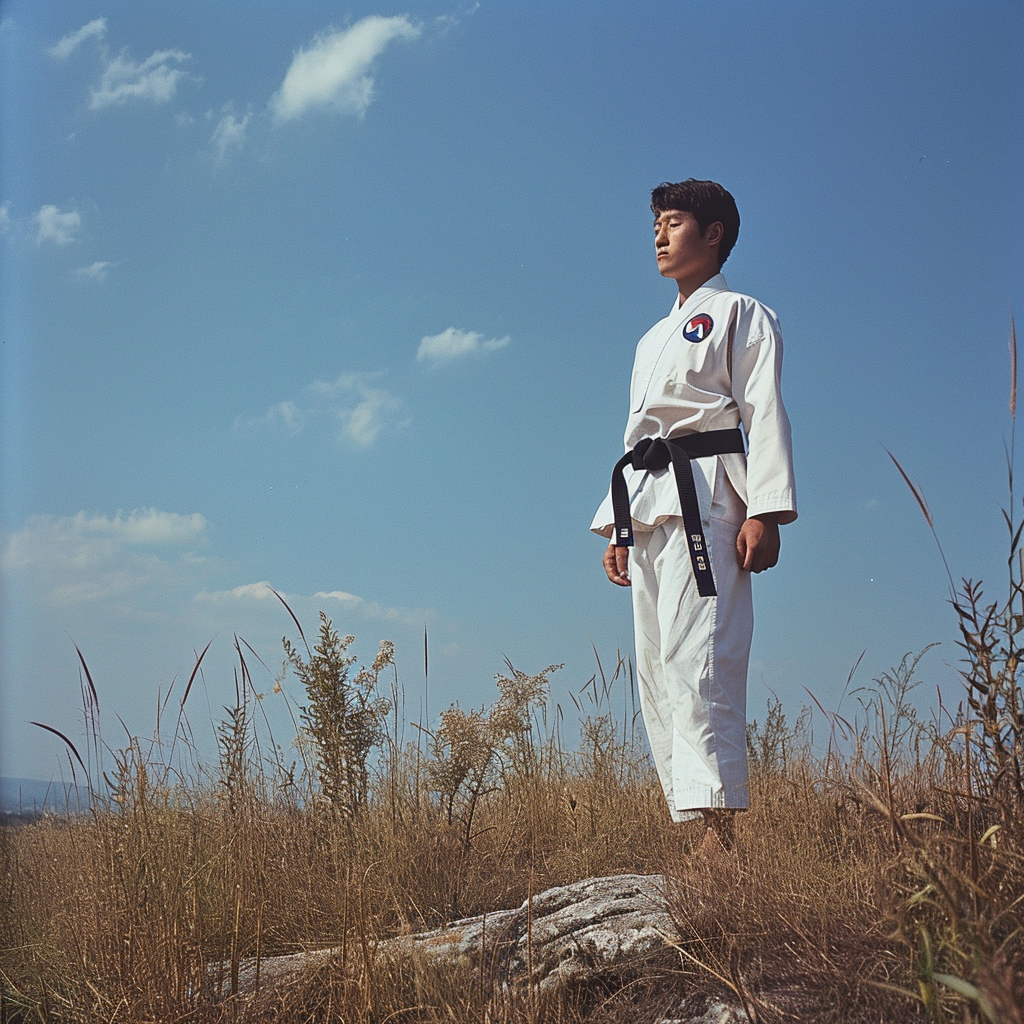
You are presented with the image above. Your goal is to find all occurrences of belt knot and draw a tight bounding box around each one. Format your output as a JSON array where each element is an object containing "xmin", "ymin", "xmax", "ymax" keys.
[{"xmin": 631, "ymin": 437, "xmax": 670, "ymax": 472}]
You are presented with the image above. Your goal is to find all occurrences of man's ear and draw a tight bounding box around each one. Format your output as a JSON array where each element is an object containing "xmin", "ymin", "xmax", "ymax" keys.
[{"xmin": 704, "ymin": 221, "xmax": 724, "ymax": 248}]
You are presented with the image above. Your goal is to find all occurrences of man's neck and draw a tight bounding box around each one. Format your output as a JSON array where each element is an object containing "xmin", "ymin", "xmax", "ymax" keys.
[{"xmin": 675, "ymin": 267, "xmax": 719, "ymax": 304}]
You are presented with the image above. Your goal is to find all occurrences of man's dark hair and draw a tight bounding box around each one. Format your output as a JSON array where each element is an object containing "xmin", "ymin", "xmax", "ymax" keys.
[{"xmin": 651, "ymin": 179, "xmax": 740, "ymax": 268}]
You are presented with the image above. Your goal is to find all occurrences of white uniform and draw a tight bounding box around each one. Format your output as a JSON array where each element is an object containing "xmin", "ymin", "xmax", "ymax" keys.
[{"xmin": 591, "ymin": 272, "xmax": 796, "ymax": 819}]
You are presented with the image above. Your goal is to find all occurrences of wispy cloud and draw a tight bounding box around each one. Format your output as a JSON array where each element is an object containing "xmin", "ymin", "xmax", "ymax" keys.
[
  {"xmin": 433, "ymin": 4, "xmax": 480, "ymax": 36},
  {"xmin": 193, "ymin": 581, "xmax": 279, "ymax": 603},
  {"xmin": 315, "ymin": 589, "xmax": 424, "ymax": 624},
  {"xmin": 259, "ymin": 400, "xmax": 307, "ymax": 436},
  {"xmin": 4, "ymin": 510, "xmax": 431, "ymax": 627},
  {"xmin": 417, "ymin": 327, "xmax": 511, "ymax": 365},
  {"xmin": 49, "ymin": 17, "xmax": 107, "ymax": 60},
  {"xmin": 238, "ymin": 373, "xmax": 404, "ymax": 448},
  {"xmin": 49, "ymin": 20, "xmax": 191, "ymax": 113},
  {"xmin": 270, "ymin": 16, "xmax": 421, "ymax": 123},
  {"xmin": 90, "ymin": 47, "xmax": 191, "ymax": 109},
  {"xmin": 316, "ymin": 374, "xmax": 403, "ymax": 446},
  {"xmin": 210, "ymin": 106, "xmax": 251, "ymax": 166},
  {"xmin": 3, "ymin": 509, "xmax": 207, "ymax": 569},
  {"xmin": 0, "ymin": 204, "xmax": 10, "ymax": 234},
  {"xmin": 33, "ymin": 205, "xmax": 81, "ymax": 245},
  {"xmin": 2, "ymin": 509, "xmax": 208, "ymax": 604},
  {"xmin": 74, "ymin": 260, "xmax": 113, "ymax": 282},
  {"xmin": 194, "ymin": 580, "xmax": 427, "ymax": 626}
]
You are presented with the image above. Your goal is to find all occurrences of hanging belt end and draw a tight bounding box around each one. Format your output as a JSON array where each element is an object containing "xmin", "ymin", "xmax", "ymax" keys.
[{"xmin": 615, "ymin": 525, "xmax": 634, "ymax": 547}]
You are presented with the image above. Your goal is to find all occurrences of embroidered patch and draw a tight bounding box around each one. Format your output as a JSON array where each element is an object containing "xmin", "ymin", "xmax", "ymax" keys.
[{"xmin": 682, "ymin": 314, "xmax": 713, "ymax": 343}]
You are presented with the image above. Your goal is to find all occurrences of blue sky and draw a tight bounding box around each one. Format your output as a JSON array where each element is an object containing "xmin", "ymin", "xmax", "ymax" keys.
[{"xmin": 1, "ymin": 1, "xmax": 1022, "ymax": 780}]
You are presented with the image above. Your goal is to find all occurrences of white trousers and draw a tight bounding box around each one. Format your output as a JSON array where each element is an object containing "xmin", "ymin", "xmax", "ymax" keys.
[{"xmin": 629, "ymin": 470, "xmax": 753, "ymax": 819}]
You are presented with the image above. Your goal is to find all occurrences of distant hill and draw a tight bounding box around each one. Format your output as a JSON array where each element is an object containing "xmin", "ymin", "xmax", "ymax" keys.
[{"xmin": 1, "ymin": 776, "xmax": 92, "ymax": 817}]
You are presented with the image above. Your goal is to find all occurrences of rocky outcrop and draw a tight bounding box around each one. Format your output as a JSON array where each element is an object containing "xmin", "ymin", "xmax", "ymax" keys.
[
  {"xmin": 218, "ymin": 873, "xmax": 746, "ymax": 1021},
  {"xmin": 390, "ymin": 872, "xmax": 674, "ymax": 991}
]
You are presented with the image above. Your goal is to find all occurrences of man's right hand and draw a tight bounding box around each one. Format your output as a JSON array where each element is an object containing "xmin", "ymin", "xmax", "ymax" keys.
[{"xmin": 603, "ymin": 544, "xmax": 631, "ymax": 587}]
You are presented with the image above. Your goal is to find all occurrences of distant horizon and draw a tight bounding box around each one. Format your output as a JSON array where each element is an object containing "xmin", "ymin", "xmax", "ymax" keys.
[{"xmin": 1, "ymin": 775, "xmax": 92, "ymax": 815}]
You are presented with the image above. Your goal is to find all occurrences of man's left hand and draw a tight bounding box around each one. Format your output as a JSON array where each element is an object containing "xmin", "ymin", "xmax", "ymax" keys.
[{"xmin": 736, "ymin": 514, "xmax": 782, "ymax": 573}]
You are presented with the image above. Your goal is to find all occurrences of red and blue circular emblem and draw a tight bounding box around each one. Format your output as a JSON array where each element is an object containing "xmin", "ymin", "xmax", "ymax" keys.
[{"xmin": 683, "ymin": 313, "xmax": 714, "ymax": 343}]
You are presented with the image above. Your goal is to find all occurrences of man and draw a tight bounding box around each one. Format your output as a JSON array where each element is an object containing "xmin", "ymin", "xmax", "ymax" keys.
[{"xmin": 591, "ymin": 179, "xmax": 796, "ymax": 849}]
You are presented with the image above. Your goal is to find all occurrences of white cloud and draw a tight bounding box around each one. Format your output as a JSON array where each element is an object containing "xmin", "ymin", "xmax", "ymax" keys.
[
  {"xmin": 3, "ymin": 509, "xmax": 207, "ymax": 569},
  {"xmin": 195, "ymin": 581, "xmax": 424, "ymax": 626},
  {"xmin": 314, "ymin": 589, "xmax": 364, "ymax": 605},
  {"xmin": 33, "ymin": 205, "xmax": 81, "ymax": 245},
  {"xmin": 2, "ymin": 509, "xmax": 208, "ymax": 604},
  {"xmin": 240, "ymin": 373, "xmax": 404, "ymax": 447},
  {"xmin": 210, "ymin": 107, "xmax": 251, "ymax": 166},
  {"xmin": 315, "ymin": 590, "xmax": 414, "ymax": 622},
  {"xmin": 306, "ymin": 372, "xmax": 366, "ymax": 399},
  {"xmin": 194, "ymin": 581, "xmax": 277, "ymax": 603},
  {"xmin": 112, "ymin": 510, "xmax": 207, "ymax": 544},
  {"xmin": 270, "ymin": 16, "xmax": 420, "ymax": 123},
  {"xmin": 417, "ymin": 327, "xmax": 511, "ymax": 365},
  {"xmin": 74, "ymin": 260, "xmax": 113, "ymax": 282},
  {"xmin": 90, "ymin": 48, "xmax": 191, "ymax": 110},
  {"xmin": 341, "ymin": 384, "xmax": 402, "ymax": 446},
  {"xmin": 3, "ymin": 511, "xmax": 427, "ymax": 626},
  {"xmin": 315, "ymin": 589, "xmax": 428, "ymax": 625},
  {"xmin": 49, "ymin": 18, "xmax": 107, "ymax": 60},
  {"xmin": 309, "ymin": 373, "xmax": 404, "ymax": 446},
  {"xmin": 0, "ymin": 204, "xmax": 10, "ymax": 234}
]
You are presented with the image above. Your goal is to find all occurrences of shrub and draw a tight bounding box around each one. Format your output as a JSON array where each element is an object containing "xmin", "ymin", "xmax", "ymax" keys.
[{"xmin": 283, "ymin": 612, "xmax": 392, "ymax": 816}]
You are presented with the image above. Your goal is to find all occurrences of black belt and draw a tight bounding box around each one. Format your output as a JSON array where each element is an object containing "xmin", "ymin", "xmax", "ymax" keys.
[{"xmin": 610, "ymin": 428, "xmax": 745, "ymax": 597}]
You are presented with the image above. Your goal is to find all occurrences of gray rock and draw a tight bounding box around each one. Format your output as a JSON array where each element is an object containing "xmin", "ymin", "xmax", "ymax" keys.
[
  {"xmin": 391, "ymin": 872, "xmax": 674, "ymax": 991},
  {"xmin": 217, "ymin": 872, "xmax": 745, "ymax": 1022}
]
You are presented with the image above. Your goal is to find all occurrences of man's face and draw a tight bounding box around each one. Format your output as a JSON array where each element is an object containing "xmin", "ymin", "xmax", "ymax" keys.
[{"xmin": 653, "ymin": 209, "xmax": 721, "ymax": 283}]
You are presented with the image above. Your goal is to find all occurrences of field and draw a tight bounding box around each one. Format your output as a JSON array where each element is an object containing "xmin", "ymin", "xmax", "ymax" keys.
[
  {"xmin": 1, "ymin": 595, "xmax": 1021, "ymax": 1024},
  {"xmin": 3, "ymin": 339, "xmax": 1024, "ymax": 1022}
]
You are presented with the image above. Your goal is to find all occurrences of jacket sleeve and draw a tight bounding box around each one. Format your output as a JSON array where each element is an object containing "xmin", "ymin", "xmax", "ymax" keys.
[{"xmin": 730, "ymin": 300, "xmax": 797, "ymax": 522}]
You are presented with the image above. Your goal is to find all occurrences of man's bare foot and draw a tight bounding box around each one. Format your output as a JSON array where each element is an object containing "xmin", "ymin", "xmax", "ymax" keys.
[
  {"xmin": 697, "ymin": 826, "xmax": 732, "ymax": 861},
  {"xmin": 699, "ymin": 810, "xmax": 736, "ymax": 852}
]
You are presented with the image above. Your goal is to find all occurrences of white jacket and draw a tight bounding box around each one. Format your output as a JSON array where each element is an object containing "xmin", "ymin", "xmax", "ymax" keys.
[{"xmin": 591, "ymin": 273, "xmax": 797, "ymax": 539}]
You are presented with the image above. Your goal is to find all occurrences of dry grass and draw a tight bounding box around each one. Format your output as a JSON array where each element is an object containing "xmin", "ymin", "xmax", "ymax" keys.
[
  {"xmin": 1, "ymin": 632, "xmax": 1020, "ymax": 1023},
  {"xmin": 0, "ymin": 646, "xmax": 675, "ymax": 1023}
]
